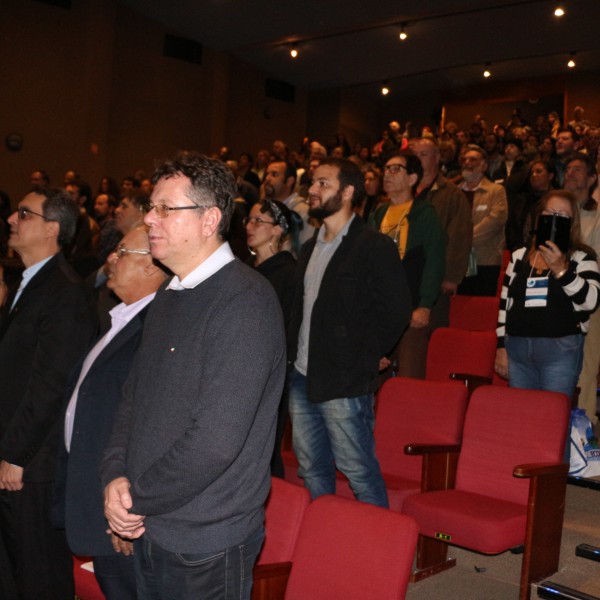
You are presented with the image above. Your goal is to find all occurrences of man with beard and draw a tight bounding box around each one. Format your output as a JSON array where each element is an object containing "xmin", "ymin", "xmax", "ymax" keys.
[
  {"xmin": 457, "ymin": 145, "xmax": 508, "ymax": 296},
  {"xmin": 287, "ymin": 158, "xmax": 411, "ymax": 507}
]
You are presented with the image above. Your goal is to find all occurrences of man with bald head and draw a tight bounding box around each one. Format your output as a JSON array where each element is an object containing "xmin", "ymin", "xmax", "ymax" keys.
[
  {"xmin": 0, "ymin": 187, "xmax": 97, "ymax": 599},
  {"xmin": 59, "ymin": 226, "xmax": 168, "ymax": 599}
]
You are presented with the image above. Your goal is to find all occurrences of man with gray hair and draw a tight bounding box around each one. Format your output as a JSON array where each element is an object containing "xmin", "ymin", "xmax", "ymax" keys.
[
  {"xmin": 0, "ymin": 187, "xmax": 97, "ymax": 599},
  {"xmin": 102, "ymin": 152, "xmax": 285, "ymax": 600},
  {"xmin": 457, "ymin": 144, "xmax": 508, "ymax": 296}
]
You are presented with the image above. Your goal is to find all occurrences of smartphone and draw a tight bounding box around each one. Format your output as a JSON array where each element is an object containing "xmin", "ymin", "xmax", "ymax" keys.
[{"xmin": 536, "ymin": 213, "xmax": 571, "ymax": 254}]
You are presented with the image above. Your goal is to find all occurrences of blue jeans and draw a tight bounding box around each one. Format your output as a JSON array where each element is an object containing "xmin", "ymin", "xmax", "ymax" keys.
[
  {"xmin": 134, "ymin": 528, "xmax": 264, "ymax": 600},
  {"xmin": 288, "ymin": 369, "xmax": 388, "ymax": 508},
  {"xmin": 506, "ymin": 334, "xmax": 584, "ymax": 399}
]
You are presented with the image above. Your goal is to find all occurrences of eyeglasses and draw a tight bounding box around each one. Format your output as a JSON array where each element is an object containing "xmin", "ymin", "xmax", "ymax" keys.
[
  {"xmin": 114, "ymin": 244, "xmax": 152, "ymax": 259},
  {"xmin": 143, "ymin": 203, "xmax": 202, "ymax": 219},
  {"xmin": 243, "ymin": 216, "xmax": 276, "ymax": 227},
  {"xmin": 17, "ymin": 207, "xmax": 51, "ymax": 221},
  {"xmin": 384, "ymin": 163, "xmax": 408, "ymax": 174}
]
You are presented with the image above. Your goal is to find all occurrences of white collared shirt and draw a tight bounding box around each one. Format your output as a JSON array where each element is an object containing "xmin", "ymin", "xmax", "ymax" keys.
[
  {"xmin": 64, "ymin": 292, "xmax": 156, "ymax": 451},
  {"xmin": 10, "ymin": 255, "xmax": 53, "ymax": 311},
  {"xmin": 166, "ymin": 242, "xmax": 235, "ymax": 291}
]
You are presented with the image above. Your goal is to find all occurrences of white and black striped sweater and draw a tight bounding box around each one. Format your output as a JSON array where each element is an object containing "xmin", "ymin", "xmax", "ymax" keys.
[{"xmin": 496, "ymin": 247, "xmax": 600, "ymax": 347}]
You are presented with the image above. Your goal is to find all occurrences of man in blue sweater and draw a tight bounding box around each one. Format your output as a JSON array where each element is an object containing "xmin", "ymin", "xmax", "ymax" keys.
[{"xmin": 101, "ymin": 152, "xmax": 286, "ymax": 600}]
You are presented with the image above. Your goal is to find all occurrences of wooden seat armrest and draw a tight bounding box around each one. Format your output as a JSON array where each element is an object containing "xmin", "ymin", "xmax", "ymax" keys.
[
  {"xmin": 450, "ymin": 373, "xmax": 492, "ymax": 385},
  {"xmin": 404, "ymin": 444, "xmax": 461, "ymax": 492},
  {"xmin": 405, "ymin": 443, "xmax": 461, "ymax": 455},
  {"xmin": 513, "ymin": 462, "xmax": 569, "ymax": 478},
  {"xmin": 450, "ymin": 373, "xmax": 492, "ymax": 396},
  {"xmin": 252, "ymin": 562, "xmax": 292, "ymax": 600}
]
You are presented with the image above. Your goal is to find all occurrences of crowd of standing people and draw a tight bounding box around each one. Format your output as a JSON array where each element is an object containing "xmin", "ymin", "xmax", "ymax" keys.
[{"xmin": 0, "ymin": 105, "xmax": 598, "ymax": 599}]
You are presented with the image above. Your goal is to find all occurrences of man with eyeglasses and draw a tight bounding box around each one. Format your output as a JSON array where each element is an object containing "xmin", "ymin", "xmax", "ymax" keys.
[
  {"xmin": 370, "ymin": 151, "xmax": 445, "ymax": 379},
  {"xmin": 101, "ymin": 152, "xmax": 286, "ymax": 600},
  {"xmin": 0, "ymin": 187, "xmax": 97, "ymax": 599},
  {"xmin": 57, "ymin": 226, "xmax": 167, "ymax": 599}
]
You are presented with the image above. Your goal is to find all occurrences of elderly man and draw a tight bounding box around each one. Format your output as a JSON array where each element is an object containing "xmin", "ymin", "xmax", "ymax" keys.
[
  {"xmin": 564, "ymin": 153, "xmax": 600, "ymax": 424},
  {"xmin": 101, "ymin": 152, "xmax": 285, "ymax": 599},
  {"xmin": 412, "ymin": 137, "xmax": 472, "ymax": 332},
  {"xmin": 457, "ymin": 145, "xmax": 508, "ymax": 297},
  {"xmin": 58, "ymin": 226, "xmax": 167, "ymax": 599},
  {"xmin": 0, "ymin": 187, "xmax": 97, "ymax": 599}
]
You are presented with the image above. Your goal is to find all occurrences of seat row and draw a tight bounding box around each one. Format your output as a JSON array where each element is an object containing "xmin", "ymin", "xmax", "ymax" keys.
[{"xmin": 281, "ymin": 380, "xmax": 570, "ymax": 600}]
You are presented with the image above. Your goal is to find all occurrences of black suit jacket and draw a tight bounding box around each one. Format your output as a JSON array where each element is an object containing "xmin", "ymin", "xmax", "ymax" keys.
[
  {"xmin": 0, "ymin": 252, "xmax": 97, "ymax": 482},
  {"xmin": 57, "ymin": 304, "xmax": 149, "ymax": 556}
]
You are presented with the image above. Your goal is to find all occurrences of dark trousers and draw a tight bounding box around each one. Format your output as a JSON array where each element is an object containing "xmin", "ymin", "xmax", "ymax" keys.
[
  {"xmin": 392, "ymin": 292, "xmax": 451, "ymax": 380},
  {"xmin": 458, "ymin": 265, "xmax": 500, "ymax": 297},
  {"xmin": 0, "ymin": 483, "xmax": 74, "ymax": 600},
  {"xmin": 94, "ymin": 553, "xmax": 138, "ymax": 600},
  {"xmin": 134, "ymin": 528, "xmax": 264, "ymax": 600}
]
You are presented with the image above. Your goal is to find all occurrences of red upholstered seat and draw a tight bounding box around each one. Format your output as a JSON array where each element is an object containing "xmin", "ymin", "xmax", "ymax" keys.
[
  {"xmin": 285, "ymin": 495, "xmax": 418, "ymax": 600},
  {"xmin": 402, "ymin": 386, "xmax": 570, "ymax": 600},
  {"xmin": 449, "ymin": 294, "xmax": 500, "ymax": 331},
  {"xmin": 426, "ymin": 327, "xmax": 497, "ymax": 382},
  {"xmin": 256, "ymin": 477, "xmax": 310, "ymax": 565},
  {"xmin": 336, "ymin": 377, "xmax": 468, "ymax": 510},
  {"xmin": 403, "ymin": 489, "xmax": 526, "ymax": 554},
  {"xmin": 73, "ymin": 556, "xmax": 105, "ymax": 600}
]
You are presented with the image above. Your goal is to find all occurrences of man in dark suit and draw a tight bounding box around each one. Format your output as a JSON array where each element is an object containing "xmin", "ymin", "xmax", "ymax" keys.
[
  {"xmin": 0, "ymin": 187, "xmax": 97, "ymax": 600},
  {"xmin": 58, "ymin": 226, "xmax": 167, "ymax": 599}
]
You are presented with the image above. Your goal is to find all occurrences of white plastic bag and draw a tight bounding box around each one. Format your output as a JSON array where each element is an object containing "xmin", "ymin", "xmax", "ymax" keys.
[{"xmin": 569, "ymin": 408, "xmax": 600, "ymax": 478}]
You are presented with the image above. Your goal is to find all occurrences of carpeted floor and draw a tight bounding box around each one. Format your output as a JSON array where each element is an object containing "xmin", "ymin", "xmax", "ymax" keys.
[{"xmin": 405, "ymin": 482, "xmax": 600, "ymax": 599}]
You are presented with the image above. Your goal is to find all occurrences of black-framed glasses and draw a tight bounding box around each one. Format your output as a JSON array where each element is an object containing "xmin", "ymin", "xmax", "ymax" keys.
[
  {"xmin": 17, "ymin": 207, "xmax": 51, "ymax": 221},
  {"xmin": 384, "ymin": 163, "xmax": 408, "ymax": 174},
  {"xmin": 243, "ymin": 216, "xmax": 276, "ymax": 227},
  {"xmin": 115, "ymin": 244, "xmax": 152, "ymax": 259},
  {"xmin": 143, "ymin": 203, "xmax": 202, "ymax": 219}
]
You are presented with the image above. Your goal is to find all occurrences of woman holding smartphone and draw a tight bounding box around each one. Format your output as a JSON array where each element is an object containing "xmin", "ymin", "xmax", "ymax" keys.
[{"xmin": 495, "ymin": 190, "xmax": 600, "ymax": 398}]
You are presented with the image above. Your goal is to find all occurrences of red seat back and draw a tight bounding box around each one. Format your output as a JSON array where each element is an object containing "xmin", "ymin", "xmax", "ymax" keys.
[
  {"xmin": 256, "ymin": 477, "xmax": 310, "ymax": 565},
  {"xmin": 375, "ymin": 377, "xmax": 468, "ymax": 483},
  {"xmin": 285, "ymin": 495, "xmax": 418, "ymax": 600},
  {"xmin": 449, "ymin": 295, "xmax": 500, "ymax": 331},
  {"xmin": 455, "ymin": 386, "xmax": 570, "ymax": 505},
  {"xmin": 426, "ymin": 327, "xmax": 497, "ymax": 382},
  {"xmin": 73, "ymin": 556, "xmax": 105, "ymax": 600}
]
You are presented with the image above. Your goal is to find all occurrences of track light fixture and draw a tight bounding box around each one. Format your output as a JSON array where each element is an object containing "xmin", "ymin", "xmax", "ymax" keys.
[
  {"xmin": 290, "ymin": 43, "xmax": 298, "ymax": 58},
  {"xmin": 381, "ymin": 81, "xmax": 390, "ymax": 96},
  {"xmin": 399, "ymin": 23, "xmax": 408, "ymax": 41},
  {"xmin": 567, "ymin": 51, "xmax": 576, "ymax": 68},
  {"xmin": 483, "ymin": 63, "xmax": 491, "ymax": 78},
  {"xmin": 554, "ymin": 1, "xmax": 565, "ymax": 17}
]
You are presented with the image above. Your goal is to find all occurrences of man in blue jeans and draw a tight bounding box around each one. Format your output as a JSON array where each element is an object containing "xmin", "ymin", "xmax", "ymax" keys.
[{"xmin": 287, "ymin": 158, "xmax": 411, "ymax": 507}]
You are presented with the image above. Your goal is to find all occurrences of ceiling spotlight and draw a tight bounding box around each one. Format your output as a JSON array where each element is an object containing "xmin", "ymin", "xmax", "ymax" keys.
[
  {"xmin": 554, "ymin": 1, "xmax": 565, "ymax": 17},
  {"xmin": 483, "ymin": 63, "xmax": 492, "ymax": 78},
  {"xmin": 381, "ymin": 82, "xmax": 390, "ymax": 96},
  {"xmin": 567, "ymin": 52, "xmax": 576, "ymax": 68},
  {"xmin": 290, "ymin": 43, "xmax": 298, "ymax": 58},
  {"xmin": 399, "ymin": 23, "xmax": 408, "ymax": 41}
]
